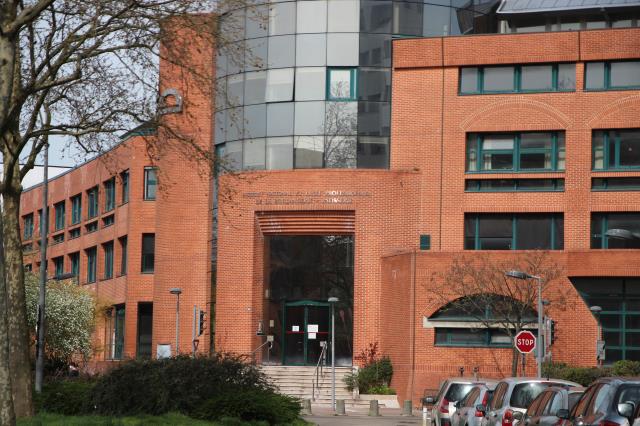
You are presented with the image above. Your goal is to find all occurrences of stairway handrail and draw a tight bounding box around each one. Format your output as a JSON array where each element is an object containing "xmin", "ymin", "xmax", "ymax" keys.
[
  {"xmin": 251, "ymin": 340, "xmax": 273, "ymax": 363},
  {"xmin": 311, "ymin": 343, "xmax": 328, "ymax": 401}
]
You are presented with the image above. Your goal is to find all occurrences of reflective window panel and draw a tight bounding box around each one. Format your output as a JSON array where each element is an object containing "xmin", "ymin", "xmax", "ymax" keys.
[
  {"xmin": 267, "ymin": 137, "xmax": 294, "ymax": 169},
  {"xmin": 294, "ymin": 136, "xmax": 324, "ymax": 168},
  {"xmin": 246, "ymin": 4, "xmax": 269, "ymax": 39},
  {"xmin": 226, "ymin": 140, "xmax": 243, "ymax": 171},
  {"xmin": 268, "ymin": 35, "xmax": 296, "ymax": 68},
  {"xmin": 325, "ymin": 136, "xmax": 356, "ymax": 168},
  {"xmin": 327, "ymin": 34, "xmax": 359, "ymax": 66},
  {"xmin": 360, "ymin": 0, "xmax": 392, "ymax": 33},
  {"xmin": 295, "ymin": 67, "xmax": 326, "ymax": 101},
  {"xmin": 358, "ymin": 68, "xmax": 390, "ymax": 102},
  {"xmin": 359, "ymin": 33, "xmax": 392, "ymax": 67},
  {"xmin": 483, "ymin": 66, "xmax": 515, "ymax": 92},
  {"xmin": 244, "ymin": 70, "xmax": 267, "ymax": 105},
  {"xmin": 328, "ymin": 0, "xmax": 359, "ymax": 32},
  {"xmin": 358, "ymin": 101, "xmax": 390, "ymax": 136},
  {"xmin": 221, "ymin": 8, "xmax": 245, "ymax": 43},
  {"xmin": 326, "ymin": 101, "xmax": 357, "ymax": 135},
  {"xmin": 297, "ymin": 1, "xmax": 328, "ymax": 33},
  {"xmin": 393, "ymin": 1, "xmax": 423, "ymax": 36},
  {"xmin": 423, "ymin": 0, "xmax": 451, "ymax": 36},
  {"xmin": 610, "ymin": 62, "xmax": 640, "ymax": 88},
  {"xmin": 327, "ymin": 68, "xmax": 357, "ymax": 101},
  {"xmin": 269, "ymin": 2, "xmax": 296, "ymax": 36},
  {"xmin": 296, "ymin": 34, "xmax": 327, "ymax": 66},
  {"xmin": 244, "ymin": 138, "xmax": 266, "ymax": 170},
  {"xmin": 266, "ymin": 102, "xmax": 294, "ymax": 136},
  {"xmin": 585, "ymin": 62, "xmax": 606, "ymax": 90},
  {"xmin": 245, "ymin": 37, "xmax": 267, "ymax": 71},
  {"xmin": 226, "ymin": 107, "xmax": 244, "ymax": 141},
  {"xmin": 244, "ymin": 104, "xmax": 267, "ymax": 138},
  {"xmin": 520, "ymin": 65, "xmax": 553, "ymax": 91},
  {"xmin": 294, "ymin": 101, "xmax": 326, "ymax": 135},
  {"xmin": 357, "ymin": 136, "xmax": 389, "ymax": 168},
  {"xmin": 227, "ymin": 73, "xmax": 244, "ymax": 107},
  {"xmin": 266, "ymin": 68, "xmax": 294, "ymax": 102}
]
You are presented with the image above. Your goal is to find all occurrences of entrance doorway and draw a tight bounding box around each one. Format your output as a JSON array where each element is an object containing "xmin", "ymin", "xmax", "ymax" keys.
[{"xmin": 283, "ymin": 301, "xmax": 330, "ymax": 365}]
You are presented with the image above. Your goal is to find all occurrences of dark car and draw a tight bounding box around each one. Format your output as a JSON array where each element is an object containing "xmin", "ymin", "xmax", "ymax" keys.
[
  {"xmin": 561, "ymin": 377, "xmax": 640, "ymax": 426},
  {"xmin": 522, "ymin": 386, "xmax": 585, "ymax": 426}
]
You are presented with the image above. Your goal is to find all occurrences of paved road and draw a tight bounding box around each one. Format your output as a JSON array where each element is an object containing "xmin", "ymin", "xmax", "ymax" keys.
[{"xmin": 303, "ymin": 406, "xmax": 427, "ymax": 426}]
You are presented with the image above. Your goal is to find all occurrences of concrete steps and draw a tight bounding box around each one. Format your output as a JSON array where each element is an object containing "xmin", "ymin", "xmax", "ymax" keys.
[{"xmin": 260, "ymin": 365, "xmax": 354, "ymax": 404}]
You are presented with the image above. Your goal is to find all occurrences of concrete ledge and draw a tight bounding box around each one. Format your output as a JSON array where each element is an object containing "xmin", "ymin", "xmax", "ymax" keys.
[{"xmin": 357, "ymin": 394, "xmax": 400, "ymax": 409}]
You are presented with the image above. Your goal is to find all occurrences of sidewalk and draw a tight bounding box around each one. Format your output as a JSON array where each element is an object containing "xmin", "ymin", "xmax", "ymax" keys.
[{"xmin": 303, "ymin": 405, "xmax": 428, "ymax": 426}]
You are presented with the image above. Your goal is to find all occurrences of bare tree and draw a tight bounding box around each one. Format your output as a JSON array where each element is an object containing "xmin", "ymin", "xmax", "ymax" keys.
[
  {"xmin": 0, "ymin": 0, "xmax": 255, "ymax": 419},
  {"xmin": 426, "ymin": 252, "xmax": 569, "ymax": 376}
]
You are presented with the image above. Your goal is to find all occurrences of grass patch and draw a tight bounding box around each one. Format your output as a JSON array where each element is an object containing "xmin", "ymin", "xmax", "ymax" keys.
[{"xmin": 18, "ymin": 412, "xmax": 218, "ymax": 425}]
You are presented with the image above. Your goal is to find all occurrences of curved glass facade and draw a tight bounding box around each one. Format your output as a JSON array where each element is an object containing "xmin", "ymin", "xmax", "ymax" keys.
[{"xmin": 215, "ymin": 0, "xmax": 496, "ymax": 171}]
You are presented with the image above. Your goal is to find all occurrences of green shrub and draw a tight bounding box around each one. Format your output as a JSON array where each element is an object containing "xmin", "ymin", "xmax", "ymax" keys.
[
  {"xmin": 612, "ymin": 360, "xmax": 640, "ymax": 376},
  {"xmin": 91, "ymin": 354, "xmax": 275, "ymax": 416},
  {"xmin": 345, "ymin": 356, "xmax": 394, "ymax": 394},
  {"xmin": 191, "ymin": 388, "xmax": 301, "ymax": 425},
  {"xmin": 36, "ymin": 380, "xmax": 96, "ymax": 415},
  {"xmin": 542, "ymin": 362, "xmax": 610, "ymax": 386},
  {"xmin": 367, "ymin": 385, "xmax": 396, "ymax": 395}
]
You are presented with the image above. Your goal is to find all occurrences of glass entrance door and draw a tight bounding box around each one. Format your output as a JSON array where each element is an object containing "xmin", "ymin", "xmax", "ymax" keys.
[{"xmin": 283, "ymin": 301, "xmax": 330, "ymax": 365}]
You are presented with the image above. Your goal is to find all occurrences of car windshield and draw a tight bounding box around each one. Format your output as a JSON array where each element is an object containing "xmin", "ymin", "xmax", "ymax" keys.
[
  {"xmin": 510, "ymin": 383, "xmax": 567, "ymax": 409},
  {"xmin": 446, "ymin": 384, "xmax": 474, "ymax": 402}
]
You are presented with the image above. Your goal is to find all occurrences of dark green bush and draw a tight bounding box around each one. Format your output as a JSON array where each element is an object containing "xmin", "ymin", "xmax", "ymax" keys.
[
  {"xmin": 345, "ymin": 356, "xmax": 393, "ymax": 394},
  {"xmin": 91, "ymin": 354, "xmax": 275, "ymax": 416},
  {"xmin": 611, "ymin": 360, "xmax": 640, "ymax": 376},
  {"xmin": 367, "ymin": 385, "xmax": 396, "ymax": 395},
  {"xmin": 191, "ymin": 388, "xmax": 301, "ymax": 425},
  {"xmin": 542, "ymin": 362, "xmax": 610, "ymax": 386},
  {"xmin": 36, "ymin": 379, "xmax": 96, "ymax": 415}
]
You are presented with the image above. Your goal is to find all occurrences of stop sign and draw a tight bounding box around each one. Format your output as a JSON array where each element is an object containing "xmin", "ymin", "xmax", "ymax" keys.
[{"xmin": 515, "ymin": 330, "xmax": 536, "ymax": 354}]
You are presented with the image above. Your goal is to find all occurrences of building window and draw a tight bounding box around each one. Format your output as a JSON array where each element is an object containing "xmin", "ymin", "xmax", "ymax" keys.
[
  {"xmin": 38, "ymin": 208, "xmax": 49, "ymax": 234},
  {"xmin": 106, "ymin": 305, "xmax": 125, "ymax": 360},
  {"xmin": 593, "ymin": 129, "xmax": 640, "ymax": 170},
  {"xmin": 102, "ymin": 215, "xmax": 114, "ymax": 228},
  {"xmin": 69, "ymin": 227, "xmax": 81, "ymax": 239},
  {"xmin": 464, "ymin": 213, "xmax": 564, "ymax": 250},
  {"xmin": 141, "ymin": 234, "xmax": 155, "ymax": 273},
  {"xmin": 585, "ymin": 61, "xmax": 640, "ymax": 91},
  {"xmin": 103, "ymin": 241, "xmax": 114, "ymax": 279},
  {"xmin": 53, "ymin": 256, "xmax": 64, "ymax": 278},
  {"xmin": 327, "ymin": 68, "xmax": 357, "ymax": 101},
  {"xmin": 121, "ymin": 170, "xmax": 129, "ymax": 204},
  {"xmin": 465, "ymin": 178, "xmax": 564, "ymax": 192},
  {"xmin": 593, "ymin": 177, "xmax": 640, "ymax": 191},
  {"xmin": 85, "ymin": 221, "xmax": 98, "ymax": 234},
  {"xmin": 119, "ymin": 236, "xmax": 128, "ymax": 276},
  {"xmin": 86, "ymin": 247, "xmax": 97, "ymax": 283},
  {"xmin": 460, "ymin": 64, "xmax": 576, "ymax": 94},
  {"xmin": 52, "ymin": 233, "xmax": 64, "ymax": 245},
  {"xmin": 435, "ymin": 328, "xmax": 513, "ymax": 347},
  {"xmin": 592, "ymin": 213, "xmax": 640, "ymax": 249},
  {"xmin": 70, "ymin": 252, "xmax": 80, "ymax": 277},
  {"xmin": 54, "ymin": 201, "xmax": 65, "ymax": 231},
  {"xmin": 23, "ymin": 214, "xmax": 33, "ymax": 240},
  {"xmin": 137, "ymin": 303, "xmax": 153, "ymax": 359},
  {"xmin": 87, "ymin": 187, "xmax": 99, "ymax": 218},
  {"xmin": 466, "ymin": 132, "xmax": 565, "ymax": 173},
  {"xmin": 144, "ymin": 167, "xmax": 157, "ymax": 200},
  {"xmin": 104, "ymin": 178, "xmax": 115, "ymax": 212},
  {"xmin": 71, "ymin": 194, "xmax": 82, "ymax": 224}
]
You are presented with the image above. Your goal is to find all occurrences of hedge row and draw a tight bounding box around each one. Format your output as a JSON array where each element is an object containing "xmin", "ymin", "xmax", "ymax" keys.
[{"xmin": 542, "ymin": 360, "xmax": 640, "ymax": 386}]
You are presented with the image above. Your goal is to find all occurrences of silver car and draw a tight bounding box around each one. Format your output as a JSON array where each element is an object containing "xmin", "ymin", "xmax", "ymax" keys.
[
  {"xmin": 424, "ymin": 378, "xmax": 498, "ymax": 426},
  {"xmin": 522, "ymin": 386, "xmax": 584, "ymax": 426},
  {"xmin": 452, "ymin": 383, "xmax": 498, "ymax": 426},
  {"xmin": 563, "ymin": 377, "xmax": 640, "ymax": 426},
  {"xmin": 478, "ymin": 378, "xmax": 580, "ymax": 426}
]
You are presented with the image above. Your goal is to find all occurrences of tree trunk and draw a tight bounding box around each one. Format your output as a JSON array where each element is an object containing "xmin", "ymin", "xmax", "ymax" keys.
[
  {"xmin": 3, "ymin": 178, "xmax": 34, "ymax": 418},
  {"xmin": 0, "ymin": 199, "xmax": 16, "ymax": 426},
  {"xmin": 511, "ymin": 347, "xmax": 519, "ymax": 377}
]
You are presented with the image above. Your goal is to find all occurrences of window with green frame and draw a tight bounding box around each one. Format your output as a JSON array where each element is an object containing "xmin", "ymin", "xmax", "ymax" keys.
[
  {"xmin": 465, "ymin": 178, "xmax": 564, "ymax": 192},
  {"xmin": 71, "ymin": 194, "xmax": 81, "ymax": 224},
  {"xmin": 104, "ymin": 178, "xmax": 115, "ymax": 212},
  {"xmin": 585, "ymin": 61, "xmax": 640, "ymax": 91},
  {"xmin": 593, "ymin": 129, "xmax": 640, "ymax": 170},
  {"xmin": 103, "ymin": 241, "xmax": 114, "ymax": 279},
  {"xmin": 23, "ymin": 214, "xmax": 33, "ymax": 239},
  {"xmin": 460, "ymin": 63, "xmax": 576, "ymax": 94},
  {"xmin": 144, "ymin": 167, "xmax": 157, "ymax": 200},
  {"xmin": 465, "ymin": 213, "xmax": 564, "ymax": 250},
  {"xmin": 54, "ymin": 201, "xmax": 65, "ymax": 231},
  {"xmin": 53, "ymin": 256, "xmax": 64, "ymax": 278},
  {"xmin": 327, "ymin": 68, "xmax": 357, "ymax": 101},
  {"xmin": 466, "ymin": 132, "xmax": 565, "ymax": 173},
  {"xmin": 70, "ymin": 252, "xmax": 79, "ymax": 277},
  {"xmin": 573, "ymin": 278, "xmax": 640, "ymax": 363},
  {"xmin": 121, "ymin": 170, "xmax": 129, "ymax": 204},
  {"xmin": 86, "ymin": 246, "xmax": 97, "ymax": 283},
  {"xmin": 591, "ymin": 212, "xmax": 640, "ymax": 249},
  {"xmin": 87, "ymin": 187, "xmax": 98, "ymax": 218}
]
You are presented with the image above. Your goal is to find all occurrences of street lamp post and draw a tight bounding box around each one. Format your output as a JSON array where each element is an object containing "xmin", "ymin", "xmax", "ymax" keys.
[
  {"xmin": 170, "ymin": 288, "xmax": 182, "ymax": 355},
  {"xmin": 328, "ymin": 296, "xmax": 339, "ymax": 412},
  {"xmin": 506, "ymin": 270, "xmax": 543, "ymax": 378}
]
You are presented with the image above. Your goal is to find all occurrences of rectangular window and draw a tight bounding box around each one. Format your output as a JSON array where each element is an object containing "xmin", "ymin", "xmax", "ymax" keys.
[
  {"xmin": 593, "ymin": 129, "xmax": 640, "ymax": 170},
  {"xmin": 87, "ymin": 187, "xmax": 99, "ymax": 218},
  {"xmin": 464, "ymin": 213, "xmax": 564, "ymax": 250},
  {"xmin": 327, "ymin": 68, "xmax": 357, "ymax": 101},
  {"xmin": 71, "ymin": 194, "xmax": 82, "ymax": 224},
  {"xmin": 53, "ymin": 256, "xmax": 64, "ymax": 278},
  {"xmin": 23, "ymin": 214, "xmax": 33, "ymax": 239},
  {"xmin": 141, "ymin": 233, "xmax": 155, "ymax": 273},
  {"xmin": 86, "ymin": 247, "xmax": 97, "ymax": 283},
  {"xmin": 586, "ymin": 61, "xmax": 640, "ymax": 91},
  {"xmin": 54, "ymin": 202, "xmax": 65, "ymax": 231},
  {"xmin": 103, "ymin": 241, "xmax": 114, "ymax": 279},
  {"xmin": 69, "ymin": 227, "xmax": 81, "ymax": 239},
  {"xmin": 593, "ymin": 177, "xmax": 640, "ymax": 191},
  {"xmin": 591, "ymin": 213, "xmax": 640, "ymax": 249},
  {"xmin": 460, "ymin": 64, "xmax": 576, "ymax": 94},
  {"xmin": 119, "ymin": 236, "xmax": 128, "ymax": 276},
  {"xmin": 144, "ymin": 167, "xmax": 157, "ymax": 200},
  {"xmin": 85, "ymin": 221, "xmax": 98, "ymax": 234},
  {"xmin": 38, "ymin": 208, "xmax": 49, "ymax": 235},
  {"xmin": 466, "ymin": 132, "xmax": 565, "ymax": 173},
  {"xmin": 465, "ymin": 178, "xmax": 564, "ymax": 192},
  {"xmin": 52, "ymin": 233, "xmax": 64, "ymax": 245},
  {"xmin": 435, "ymin": 328, "xmax": 512, "ymax": 347},
  {"xmin": 70, "ymin": 252, "xmax": 80, "ymax": 277},
  {"xmin": 104, "ymin": 178, "xmax": 115, "ymax": 212},
  {"xmin": 108, "ymin": 305, "xmax": 126, "ymax": 360},
  {"xmin": 102, "ymin": 215, "xmax": 114, "ymax": 228},
  {"xmin": 121, "ymin": 170, "xmax": 129, "ymax": 204}
]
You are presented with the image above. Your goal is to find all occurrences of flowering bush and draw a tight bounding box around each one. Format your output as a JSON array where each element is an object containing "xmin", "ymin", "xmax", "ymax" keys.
[{"xmin": 25, "ymin": 273, "xmax": 97, "ymax": 364}]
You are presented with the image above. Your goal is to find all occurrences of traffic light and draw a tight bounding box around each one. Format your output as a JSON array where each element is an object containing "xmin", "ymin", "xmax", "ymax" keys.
[
  {"xmin": 550, "ymin": 320, "xmax": 556, "ymax": 344},
  {"xmin": 198, "ymin": 310, "xmax": 207, "ymax": 336}
]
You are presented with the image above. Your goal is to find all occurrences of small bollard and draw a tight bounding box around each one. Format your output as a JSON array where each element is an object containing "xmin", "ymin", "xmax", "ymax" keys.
[
  {"xmin": 369, "ymin": 399, "xmax": 380, "ymax": 417},
  {"xmin": 302, "ymin": 399, "xmax": 312, "ymax": 415},
  {"xmin": 336, "ymin": 399, "xmax": 346, "ymax": 415},
  {"xmin": 403, "ymin": 400, "xmax": 413, "ymax": 416},
  {"xmin": 422, "ymin": 406, "xmax": 428, "ymax": 426}
]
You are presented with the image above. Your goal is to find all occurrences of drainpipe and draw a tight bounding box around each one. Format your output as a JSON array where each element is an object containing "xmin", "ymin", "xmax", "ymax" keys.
[{"xmin": 410, "ymin": 249, "xmax": 416, "ymax": 404}]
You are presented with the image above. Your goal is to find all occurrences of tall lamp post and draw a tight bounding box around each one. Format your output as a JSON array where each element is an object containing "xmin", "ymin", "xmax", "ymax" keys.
[
  {"xmin": 170, "ymin": 288, "xmax": 182, "ymax": 355},
  {"xmin": 328, "ymin": 296, "xmax": 339, "ymax": 412},
  {"xmin": 506, "ymin": 270, "xmax": 543, "ymax": 378}
]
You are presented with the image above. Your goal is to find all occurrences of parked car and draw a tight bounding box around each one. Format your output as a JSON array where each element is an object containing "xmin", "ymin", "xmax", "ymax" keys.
[
  {"xmin": 452, "ymin": 383, "xmax": 498, "ymax": 426},
  {"xmin": 478, "ymin": 378, "xmax": 581, "ymax": 426},
  {"xmin": 560, "ymin": 377, "xmax": 640, "ymax": 426},
  {"xmin": 522, "ymin": 386, "xmax": 585, "ymax": 426},
  {"xmin": 424, "ymin": 378, "xmax": 499, "ymax": 426}
]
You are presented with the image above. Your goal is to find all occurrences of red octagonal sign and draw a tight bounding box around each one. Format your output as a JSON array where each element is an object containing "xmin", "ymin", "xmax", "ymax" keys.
[{"xmin": 515, "ymin": 330, "xmax": 536, "ymax": 354}]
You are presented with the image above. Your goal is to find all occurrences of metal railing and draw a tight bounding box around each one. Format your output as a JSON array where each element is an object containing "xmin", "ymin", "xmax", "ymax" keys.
[
  {"xmin": 250, "ymin": 340, "xmax": 273, "ymax": 363},
  {"xmin": 311, "ymin": 343, "xmax": 328, "ymax": 401}
]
